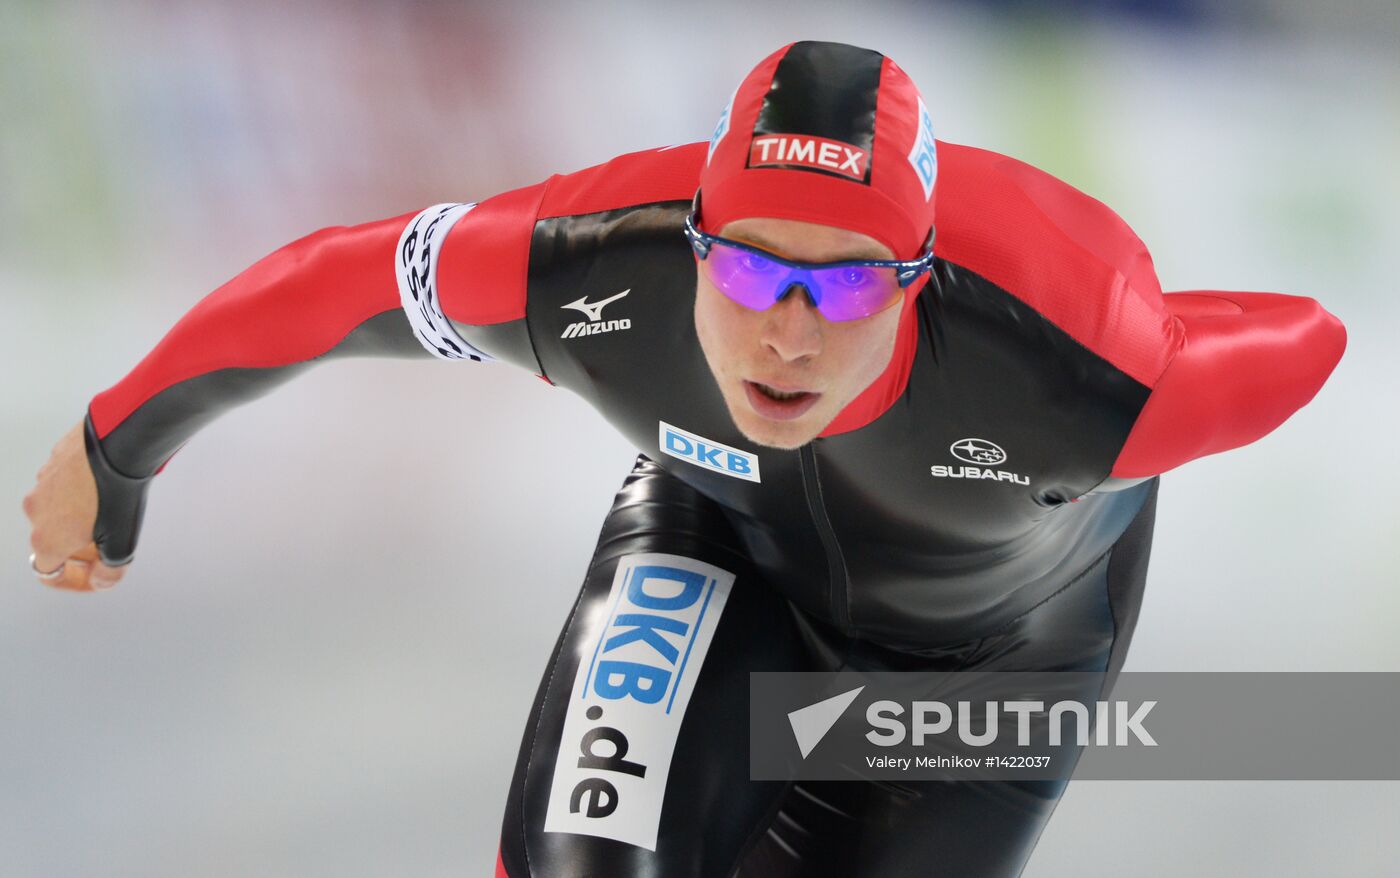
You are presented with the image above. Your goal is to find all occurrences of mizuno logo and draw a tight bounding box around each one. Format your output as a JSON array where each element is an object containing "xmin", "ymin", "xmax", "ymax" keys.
[
  {"xmin": 562, "ymin": 289, "xmax": 630, "ymax": 323},
  {"xmin": 562, "ymin": 319, "xmax": 630, "ymax": 339},
  {"xmin": 561, "ymin": 289, "xmax": 633, "ymax": 340}
]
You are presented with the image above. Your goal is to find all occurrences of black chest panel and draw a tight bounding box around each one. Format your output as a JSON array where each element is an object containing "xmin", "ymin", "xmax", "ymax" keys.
[{"xmin": 486, "ymin": 203, "xmax": 1155, "ymax": 647}]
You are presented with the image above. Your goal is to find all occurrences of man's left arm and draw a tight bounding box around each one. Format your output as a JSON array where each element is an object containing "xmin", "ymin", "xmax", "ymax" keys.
[{"xmin": 1108, "ymin": 289, "xmax": 1347, "ymax": 479}]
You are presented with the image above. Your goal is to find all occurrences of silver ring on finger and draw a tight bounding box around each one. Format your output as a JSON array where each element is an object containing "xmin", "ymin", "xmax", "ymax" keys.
[{"xmin": 29, "ymin": 552, "xmax": 65, "ymax": 581}]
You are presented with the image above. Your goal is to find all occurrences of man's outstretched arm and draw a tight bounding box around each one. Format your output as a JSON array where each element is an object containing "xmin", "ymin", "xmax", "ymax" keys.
[
  {"xmin": 1109, "ymin": 289, "xmax": 1347, "ymax": 479},
  {"xmin": 24, "ymin": 204, "xmax": 507, "ymax": 587}
]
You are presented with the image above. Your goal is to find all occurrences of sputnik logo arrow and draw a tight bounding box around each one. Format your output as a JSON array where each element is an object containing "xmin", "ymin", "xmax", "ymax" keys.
[{"xmin": 787, "ymin": 686, "xmax": 864, "ymax": 759}]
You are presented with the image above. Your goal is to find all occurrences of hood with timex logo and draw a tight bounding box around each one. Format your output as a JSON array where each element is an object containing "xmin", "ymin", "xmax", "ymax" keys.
[{"xmin": 698, "ymin": 40, "xmax": 938, "ymax": 262}]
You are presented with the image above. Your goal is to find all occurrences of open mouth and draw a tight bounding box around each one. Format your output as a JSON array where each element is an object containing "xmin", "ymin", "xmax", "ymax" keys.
[
  {"xmin": 757, "ymin": 384, "xmax": 805, "ymax": 400},
  {"xmin": 744, "ymin": 380, "xmax": 821, "ymax": 421}
]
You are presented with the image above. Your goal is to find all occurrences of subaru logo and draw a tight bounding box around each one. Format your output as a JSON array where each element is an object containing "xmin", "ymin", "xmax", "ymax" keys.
[{"xmin": 949, "ymin": 438, "xmax": 1006, "ymax": 466}]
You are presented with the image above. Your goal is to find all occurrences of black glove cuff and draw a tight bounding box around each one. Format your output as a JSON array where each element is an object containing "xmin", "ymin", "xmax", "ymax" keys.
[{"xmin": 83, "ymin": 409, "xmax": 154, "ymax": 567}]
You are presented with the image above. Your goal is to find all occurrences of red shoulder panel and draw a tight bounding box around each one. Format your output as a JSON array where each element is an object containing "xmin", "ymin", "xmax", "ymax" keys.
[
  {"xmin": 436, "ymin": 143, "xmax": 706, "ymax": 326},
  {"xmin": 538, "ymin": 142, "xmax": 706, "ymax": 219},
  {"xmin": 435, "ymin": 181, "xmax": 548, "ymax": 326},
  {"xmin": 933, "ymin": 141, "xmax": 1180, "ymax": 388},
  {"xmin": 1111, "ymin": 290, "xmax": 1346, "ymax": 477}
]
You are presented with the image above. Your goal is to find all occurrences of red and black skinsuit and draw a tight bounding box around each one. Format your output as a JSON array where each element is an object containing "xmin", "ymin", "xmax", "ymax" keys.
[{"xmin": 84, "ymin": 141, "xmax": 1346, "ymax": 877}]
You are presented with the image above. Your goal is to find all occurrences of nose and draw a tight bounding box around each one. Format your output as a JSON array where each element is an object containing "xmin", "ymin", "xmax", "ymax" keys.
[{"xmin": 760, "ymin": 282, "xmax": 823, "ymax": 362}]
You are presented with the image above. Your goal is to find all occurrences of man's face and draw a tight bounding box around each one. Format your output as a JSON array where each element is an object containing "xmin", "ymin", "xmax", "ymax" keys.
[{"xmin": 693, "ymin": 216, "xmax": 905, "ymax": 450}]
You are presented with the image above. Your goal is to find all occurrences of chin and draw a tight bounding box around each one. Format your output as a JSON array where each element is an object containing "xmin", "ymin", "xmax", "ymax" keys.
[{"xmin": 729, "ymin": 405, "xmax": 826, "ymax": 451}]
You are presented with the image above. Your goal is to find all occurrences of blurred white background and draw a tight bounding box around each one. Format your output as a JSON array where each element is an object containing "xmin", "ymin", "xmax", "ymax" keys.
[{"xmin": 3, "ymin": 1, "xmax": 1396, "ymax": 875}]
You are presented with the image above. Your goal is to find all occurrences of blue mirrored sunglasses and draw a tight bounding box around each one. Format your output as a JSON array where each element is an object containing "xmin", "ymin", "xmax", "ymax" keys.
[{"xmin": 683, "ymin": 204, "xmax": 935, "ymax": 322}]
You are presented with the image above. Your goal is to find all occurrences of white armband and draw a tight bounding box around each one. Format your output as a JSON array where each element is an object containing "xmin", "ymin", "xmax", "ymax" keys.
[{"xmin": 395, "ymin": 203, "xmax": 496, "ymax": 362}]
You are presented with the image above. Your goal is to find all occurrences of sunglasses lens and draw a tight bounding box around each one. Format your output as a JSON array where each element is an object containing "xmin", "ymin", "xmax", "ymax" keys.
[
  {"xmin": 700, "ymin": 242, "xmax": 786, "ymax": 311},
  {"xmin": 696, "ymin": 238, "xmax": 908, "ymax": 321},
  {"xmin": 808, "ymin": 265, "xmax": 903, "ymax": 321}
]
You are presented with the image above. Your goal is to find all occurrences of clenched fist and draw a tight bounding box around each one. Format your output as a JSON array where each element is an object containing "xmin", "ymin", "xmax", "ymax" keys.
[{"xmin": 22, "ymin": 419, "xmax": 128, "ymax": 592}]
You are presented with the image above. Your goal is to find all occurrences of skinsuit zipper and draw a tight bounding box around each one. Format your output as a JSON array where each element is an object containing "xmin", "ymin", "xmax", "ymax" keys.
[{"xmin": 798, "ymin": 444, "xmax": 854, "ymax": 635}]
